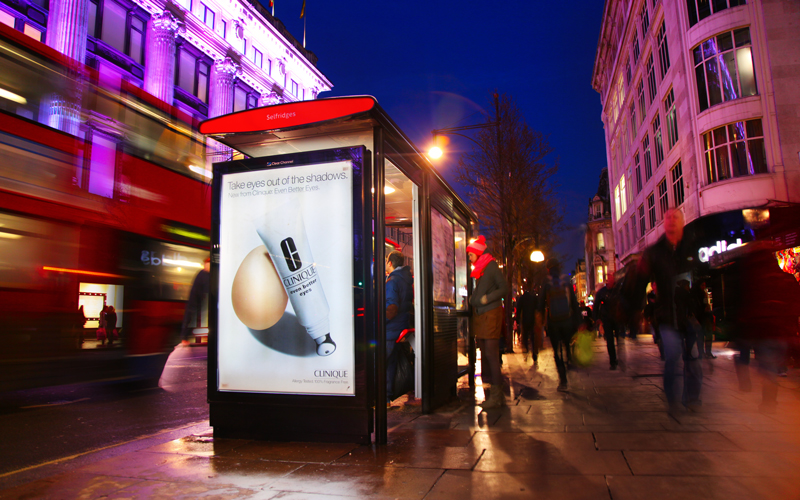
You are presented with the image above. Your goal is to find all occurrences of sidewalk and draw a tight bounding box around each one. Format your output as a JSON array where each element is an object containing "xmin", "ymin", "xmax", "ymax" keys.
[{"xmin": 2, "ymin": 338, "xmax": 799, "ymax": 499}]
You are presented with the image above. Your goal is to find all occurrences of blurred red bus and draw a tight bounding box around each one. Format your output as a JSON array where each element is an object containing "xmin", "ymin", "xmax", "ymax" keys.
[{"xmin": 0, "ymin": 23, "xmax": 211, "ymax": 391}]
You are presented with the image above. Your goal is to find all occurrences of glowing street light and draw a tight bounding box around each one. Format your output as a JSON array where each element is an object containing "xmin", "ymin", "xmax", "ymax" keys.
[
  {"xmin": 530, "ymin": 249, "xmax": 545, "ymax": 262},
  {"xmin": 428, "ymin": 146, "xmax": 443, "ymax": 159}
]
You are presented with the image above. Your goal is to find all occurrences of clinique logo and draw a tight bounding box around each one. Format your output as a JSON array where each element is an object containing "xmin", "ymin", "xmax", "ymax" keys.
[
  {"xmin": 314, "ymin": 370, "xmax": 348, "ymax": 378},
  {"xmin": 281, "ymin": 237, "xmax": 302, "ymax": 271}
]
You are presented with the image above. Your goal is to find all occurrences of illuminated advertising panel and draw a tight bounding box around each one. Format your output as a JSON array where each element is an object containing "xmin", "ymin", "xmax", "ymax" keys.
[{"xmin": 217, "ymin": 158, "xmax": 354, "ymax": 395}]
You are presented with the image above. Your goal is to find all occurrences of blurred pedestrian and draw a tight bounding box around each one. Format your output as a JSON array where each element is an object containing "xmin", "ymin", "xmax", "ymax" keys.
[
  {"xmin": 539, "ymin": 258, "xmax": 579, "ymax": 392},
  {"xmin": 516, "ymin": 284, "xmax": 539, "ymax": 363},
  {"xmin": 731, "ymin": 243, "xmax": 800, "ymax": 412},
  {"xmin": 644, "ymin": 290, "xmax": 663, "ymax": 359},
  {"xmin": 625, "ymin": 208, "xmax": 700, "ymax": 413},
  {"xmin": 104, "ymin": 306, "xmax": 118, "ymax": 346},
  {"xmin": 181, "ymin": 257, "xmax": 210, "ymax": 345},
  {"xmin": 468, "ymin": 235, "xmax": 509, "ymax": 409},
  {"xmin": 595, "ymin": 275, "xmax": 620, "ymax": 369}
]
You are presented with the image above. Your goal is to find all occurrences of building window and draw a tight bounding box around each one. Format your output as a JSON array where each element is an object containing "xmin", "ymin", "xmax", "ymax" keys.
[
  {"xmin": 653, "ymin": 115, "xmax": 664, "ymax": 166},
  {"xmin": 657, "ymin": 23, "xmax": 670, "ymax": 78},
  {"xmin": 614, "ymin": 185, "xmax": 621, "ymax": 222},
  {"xmin": 630, "ymin": 102, "xmax": 637, "ymax": 135},
  {"xmin": 640, "ymin": 3, "xmax": 650, "ymax": 36},
  {"xmin": 671, "ymin": 161, "xmax": 685, "ymax": 206},
  {"xmin": 665, "ymin": 89, "xmax": 678, "ymax": 150},
  {"xmin": 693, "ymin": 28, "xmax": 757, "ymax": 112},
  {"xmin": 252, "ymin": 47, "xmax": 263, "ymax": 68},
  {"xmin": 233, "ymin": 81, "xmax": 259, "ymax": 112},
  {"xmin": 633, "ymin": 36, "xmax": 640, "ymax": 65},
  {"xmin": 597, "ymin": 232, "xmax": 605, "ymax": 250},
  {"xmin": 626, "ymin": 170, "xmax": 633, "ymax": 207},
  {"xmin": 176, "ymin": 45, "xmax": 210, "ymax": 104},
  {"xmin": 703, "ymin": 119, "xmax": 767, "ymax": 183},
  {"xmin": 624, "ymin": 222, "xmax": 630, "ymax": 252},
  {"xmin": 647, "ymin": 193, "xmax": 656, "ymax": 228},
  {"xmin": 643, "ymin": 134, "xmax": 652, "ymax": 180},
  {"xmin": 291, "ymin": 79, "xmax": 299, "ymax": 97},
  {"xmin": 687, "ymin": 0, "xmax": 747, "ymax": 27},
  {"xmin": 634, "ymin": 151, "xmax": 642, "ymax": 193},
  {"xmin": 201, "ymin": 3, "xmax": 214, "ymax": 29},
  {"xmin": 83, "ymin": 130, "xmax": 118, "ymax": 199},
  {"xmin": 637, "ymin": 80, "xmax": 645, "ymax": 125},
  {"xmin": 646, "ymin": 54, "xmax": 656, "ymax": 104},
  {"xmin": 23, "ymin": 23, "xmax": 43, "ymax": 41},
  {"xmin": 638, "ymin": 204, "xmax": 646, "ymax": 237},
  {"xmin": 597, "ymin": 267, "xmax": 604, "ymax": 285},
  {"xmin": 266, "ymin": 58, "xmax": 272, "ymax": 76},
  {"xmin": 89, "ymin": 0, "xmax": 147, "ymax": 66},
  {"xmin": 631, "ymin": 214, "xmax": 637, "ymax": 244},
  {"xmin": 218, "ymin": 19, "xmax": 226, "ymax": 38},
  {"xmin": 0, "ymin": 10, "xmax": 15, "ymax": 28},
  {"xmin": 657, "ymin": 178, "xmax": 669, "ymax": 218},
  {"xmin": 618, "ymin": 229, "xmax": 624, "ymax": 253},
  {"xmin": 625, "ymin": 60, "xmax": 632, "ymax": 87}
]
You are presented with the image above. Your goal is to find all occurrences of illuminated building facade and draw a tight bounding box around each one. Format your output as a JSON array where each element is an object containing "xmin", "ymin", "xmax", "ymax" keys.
[
  {"xmin": 585, "ymin": 167, "xmax": 616, "ymax": 297},
  {"xmin": 592, "ymin": 0, "xmax": 800, "ymax": 268},
  {"xmin": 0, "ymin": 0, "xmax": 332, "ymax": 153}
]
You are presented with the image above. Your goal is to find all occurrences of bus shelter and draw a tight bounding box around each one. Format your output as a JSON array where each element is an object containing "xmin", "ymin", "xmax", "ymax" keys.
[{"xmin": 200, "ymin": 96, "xmax": 478, "ymax": 444}]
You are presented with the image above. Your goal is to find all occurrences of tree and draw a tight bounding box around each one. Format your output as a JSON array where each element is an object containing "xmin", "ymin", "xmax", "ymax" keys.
[{"xmin": 455, "ymin": 92, "xmax": 563, "ymax": 347}]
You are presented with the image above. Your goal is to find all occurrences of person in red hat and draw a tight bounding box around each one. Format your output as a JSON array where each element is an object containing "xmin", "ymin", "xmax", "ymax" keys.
[{"xmin": 467, "ymin": 235, "xmax": 509, "ymax": 409}]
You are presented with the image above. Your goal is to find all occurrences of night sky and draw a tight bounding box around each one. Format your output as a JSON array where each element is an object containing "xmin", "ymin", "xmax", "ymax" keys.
[{"xmin": 263, "ymin": 1, "xmax": 607, "ymax": 269}]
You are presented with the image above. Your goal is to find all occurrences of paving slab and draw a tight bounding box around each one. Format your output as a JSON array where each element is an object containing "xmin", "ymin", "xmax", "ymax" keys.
[
  {"xmin": 594, "ymin": 431, "xmax": 742, "ymax": 451},
  {"xmin": 607, "ymin": 475, "xmax": 800, "ymax": 500},
  {"xmin": 426, "ymin": 470, "xmax": 611, "ymax": 500}
]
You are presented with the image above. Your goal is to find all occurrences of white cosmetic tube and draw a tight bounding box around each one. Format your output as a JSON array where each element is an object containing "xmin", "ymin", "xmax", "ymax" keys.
[{"xmin": 255, "ymin": 208, "xmax": 335, "ymax": 356}]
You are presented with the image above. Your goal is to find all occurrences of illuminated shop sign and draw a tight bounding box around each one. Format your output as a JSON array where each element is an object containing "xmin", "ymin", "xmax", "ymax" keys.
[{"xmin": 698, "ymin": 238, "xmax": 744, "ymax": 263}]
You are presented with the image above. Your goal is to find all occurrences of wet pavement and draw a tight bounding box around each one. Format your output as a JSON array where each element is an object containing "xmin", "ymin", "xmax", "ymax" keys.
[{"xmin": 1, "ymin": 338, "xmax": 799, "ymax": 499}]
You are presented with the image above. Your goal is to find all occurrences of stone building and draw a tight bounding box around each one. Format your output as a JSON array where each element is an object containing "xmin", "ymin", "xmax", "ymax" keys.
[
  {"xmin": 591, "ymin": 0, "xmax": 800, "ymax": 268},
  {"xmin": 0, "ymin": 0, "xmax": 331, "ymax": 163},
  {"xmin": 585, "ymin": 167, "xmax": 615, "ymax": 301}
]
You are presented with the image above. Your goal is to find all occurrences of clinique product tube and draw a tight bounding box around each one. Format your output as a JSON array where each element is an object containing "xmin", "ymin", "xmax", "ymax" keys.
[{"xmin": 255, "ymin": 208, "xmax": 335, "ymax": 356}]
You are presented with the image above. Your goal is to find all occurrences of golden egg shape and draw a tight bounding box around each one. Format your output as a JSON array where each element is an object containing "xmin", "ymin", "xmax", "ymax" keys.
[{"xmin": 231, "ymin": 245, "xmax": 288, "ymax": 330}]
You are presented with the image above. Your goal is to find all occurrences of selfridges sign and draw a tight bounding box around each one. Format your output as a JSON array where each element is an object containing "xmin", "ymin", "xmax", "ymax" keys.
[{"xmin": 698, "ymin": 238, "xmax": 744, "ymax": 263}]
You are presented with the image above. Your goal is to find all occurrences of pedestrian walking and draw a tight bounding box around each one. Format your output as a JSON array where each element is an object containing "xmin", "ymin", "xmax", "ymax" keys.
[
  {"xmin": 516, "ymin": 284, "xmax": 539, "ymax": 363},
  {"xmin": 595, "ymin": 275, "xmax": 621, "ymax": 369},
  {"xmin": 625, "ymin": 208, "xmax": 701, "ymax": 413},
  {"xmin": 538, "ymin": 258, "xmax": 579, "ymax": 392},
  {"xmin": 468, "ymin": 235, "xmax": 509, "ymax": 409}
]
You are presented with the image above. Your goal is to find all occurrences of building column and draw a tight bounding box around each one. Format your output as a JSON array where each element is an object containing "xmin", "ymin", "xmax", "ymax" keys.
[
  {"xmin": 206, "ymin": 57, "xmax": 239, "ymax": 164},
  {"xmin": 144, "ymin": 10, "xmax": 181, "ymax": 103},
  {"xmin": 209, "ymin": 57, "xmax": 239, "ymax": 118},
  {"xmin": 45, "ymin": 0, "xmax": 88, "ymax": 62},
  {"xmin": 39, "ymin": 0, "xmax": 88, "ymax": 135}
]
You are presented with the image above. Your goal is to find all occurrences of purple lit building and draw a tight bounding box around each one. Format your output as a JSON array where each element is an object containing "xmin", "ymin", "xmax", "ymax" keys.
[
  {"xmin": 592, "ymin": 0, "xmax": 800, "ymax": 273},
  {"xmin": 0, "ymin": 0, "xmax": 332, "ymax": 154}
]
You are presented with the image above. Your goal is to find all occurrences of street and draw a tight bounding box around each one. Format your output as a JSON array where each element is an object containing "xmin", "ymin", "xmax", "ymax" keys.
[{"xmin": 0, "ymin": 345, "xmax": 208, "ymax": 479}]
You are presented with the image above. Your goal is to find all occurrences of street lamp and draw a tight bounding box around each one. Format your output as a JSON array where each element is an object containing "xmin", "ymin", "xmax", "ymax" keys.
[{"xmin": 530, "ymin": 249, "xmax": 545, "ymax": 262}]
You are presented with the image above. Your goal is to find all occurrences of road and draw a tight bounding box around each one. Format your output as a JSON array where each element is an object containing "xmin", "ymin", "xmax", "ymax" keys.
[{"xmin": 0, "ymin": 344, "xmax": 208, "ymax": 477}]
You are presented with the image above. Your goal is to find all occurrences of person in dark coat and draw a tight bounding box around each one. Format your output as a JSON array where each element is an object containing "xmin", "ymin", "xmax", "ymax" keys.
[
  {"xmin": 516, "ymin": 285, "xmax": 539, "ymax": 363},
  {"xmin": 538, "ymin": 258, "xmax": 580, "ymax": 392},
  {"xmin": 181, "ymin": 257, "xmax": 210, "ymax": 345},
  {"xmin": 104, "ymin": 306, "xmax": 118, "ymax": 346},
  {"xmin": 595, "ymin": 274, "xmax": 620, "ymax": 369},
  {"xmin": 468, "ymin": 235, "xmax": 509, "ymax": 409},
  {"xmin": 385, "ymin": 250, "xmax": 414, "ymax": 404}
]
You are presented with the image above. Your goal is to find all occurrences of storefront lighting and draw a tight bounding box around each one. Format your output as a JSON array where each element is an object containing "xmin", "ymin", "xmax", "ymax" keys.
[{"xmin": 162, "ymin": 258, "xmax": 203, "ymax": 269}]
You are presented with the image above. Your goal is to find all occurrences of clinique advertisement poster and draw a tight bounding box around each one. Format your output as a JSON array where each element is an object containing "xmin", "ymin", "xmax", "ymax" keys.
[{"xmin": 218, "ymin": 160, "xmax": 354, "ymax": 395}]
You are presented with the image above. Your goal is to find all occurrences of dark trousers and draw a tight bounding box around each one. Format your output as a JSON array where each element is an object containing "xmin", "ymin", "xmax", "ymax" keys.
[
  {"xmin": 520, "ymin": 323, "xmax": 538, "ymax": 360},
  {"xmin": 548, "ymin": 322, "xmax": 571, "ymax": 386},
  {"xmin": 603, "ymin": 320, "xmax": 620, "ymax": 367}
]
